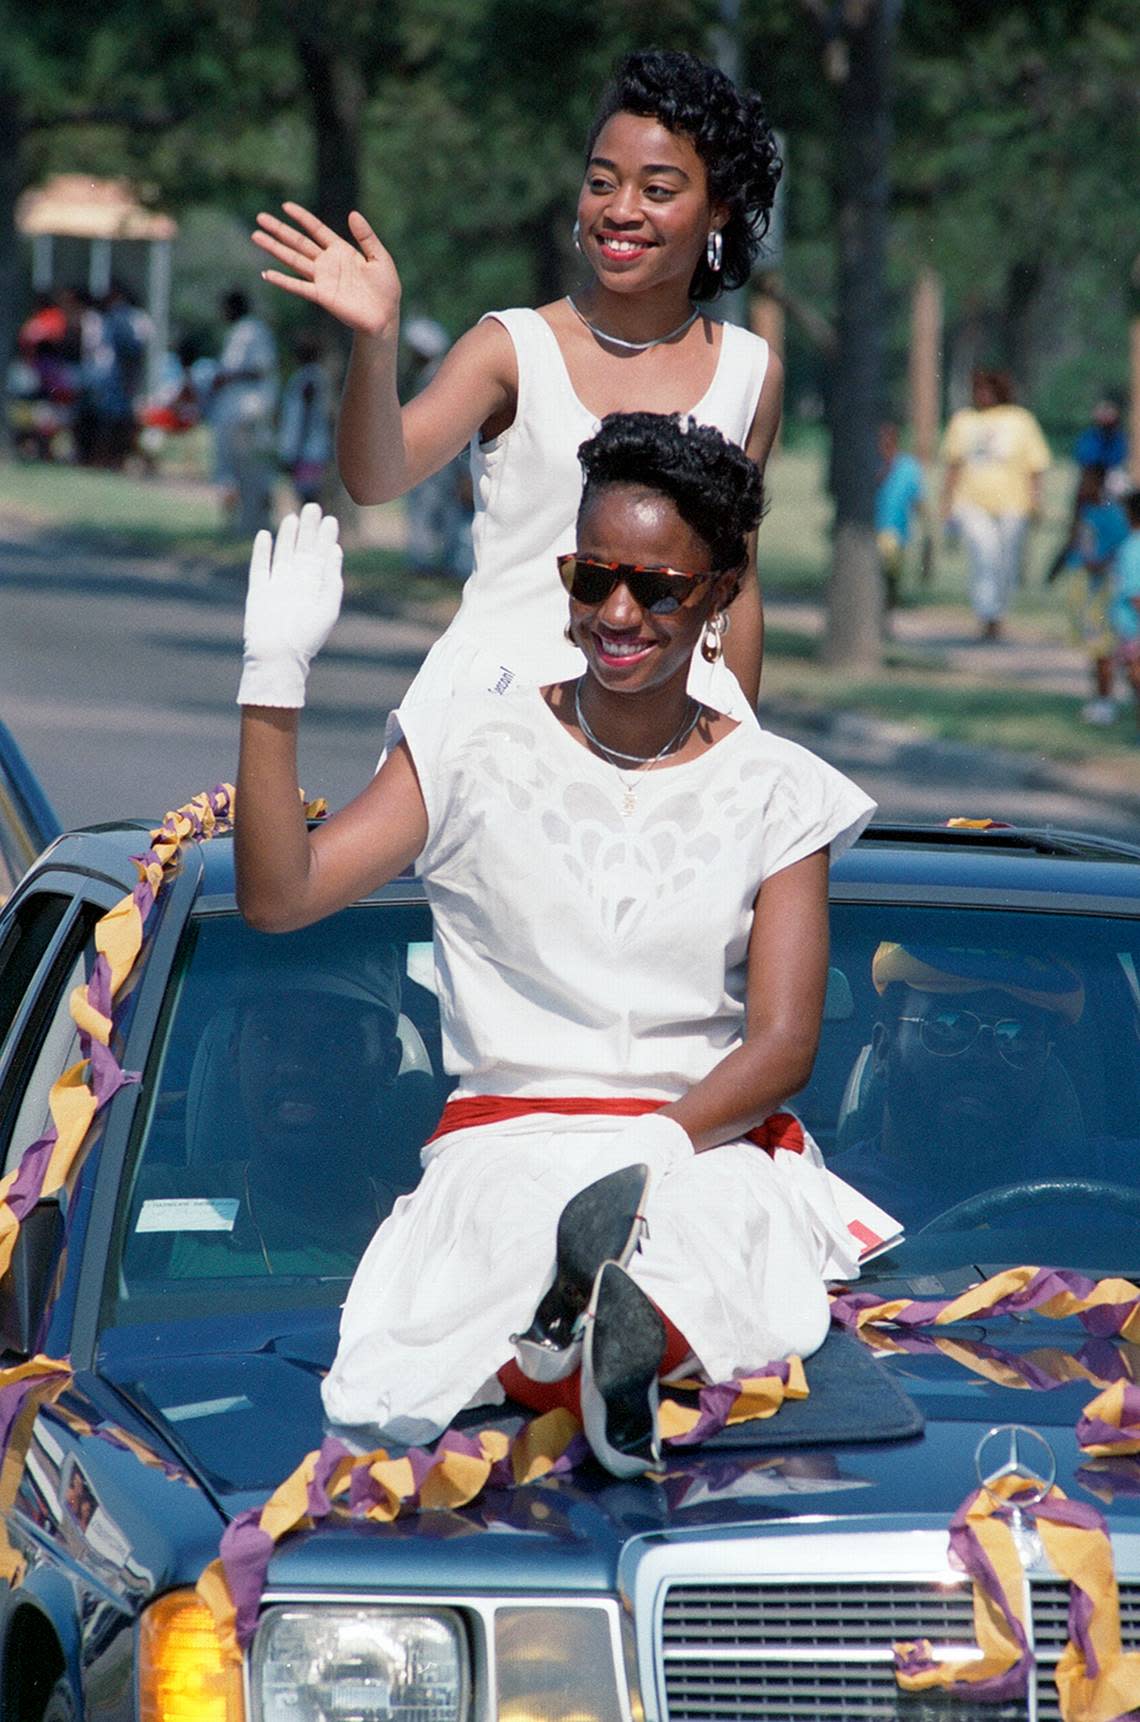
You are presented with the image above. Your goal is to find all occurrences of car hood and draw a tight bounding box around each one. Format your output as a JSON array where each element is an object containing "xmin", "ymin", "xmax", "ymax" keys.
[{"xmin": 97, "ymin": 1308, "xmax": 1140, "ymax": 1593}]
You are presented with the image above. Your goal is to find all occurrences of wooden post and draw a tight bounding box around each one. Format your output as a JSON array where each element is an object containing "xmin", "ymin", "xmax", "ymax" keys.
[
  {"xmin": 820, "ymin": 0, "xmax": 896, "ymax": 670},
  {"xmin": 1130, "ymin": 256, "xmax": 1140, "ymax": 486},
  {"xmin": 907, "ymin": 265, "xmax": 942, "ymax": 464}
]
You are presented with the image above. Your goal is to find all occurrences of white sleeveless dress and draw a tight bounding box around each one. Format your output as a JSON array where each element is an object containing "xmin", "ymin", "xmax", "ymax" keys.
[
  {"xmin": 399, "ymin": 310, "xmax": 770, "ymax": 716},
  {"xmin": 322, "ymin": 686, "xmax": 876, "ymax": 1442}
]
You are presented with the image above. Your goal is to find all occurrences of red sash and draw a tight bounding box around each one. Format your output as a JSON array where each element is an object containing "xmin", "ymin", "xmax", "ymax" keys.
[{"xmin": 426, "ymin": 1095, "xmax": 805, "ymax": 1155}]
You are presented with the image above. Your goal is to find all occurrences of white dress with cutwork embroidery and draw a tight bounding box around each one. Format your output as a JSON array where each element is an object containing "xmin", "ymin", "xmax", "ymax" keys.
[{"xmin": 321, "ymin": 688, "xmax": 876, "ymax": 1442}]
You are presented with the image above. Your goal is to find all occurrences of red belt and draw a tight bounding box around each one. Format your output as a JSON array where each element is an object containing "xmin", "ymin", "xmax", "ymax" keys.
[{"xmin": 426, "ymin": 1095, "xmax": 805, "ymax": 1155}]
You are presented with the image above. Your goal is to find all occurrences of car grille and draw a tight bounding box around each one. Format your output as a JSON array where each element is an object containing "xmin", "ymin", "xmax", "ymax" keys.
[{"xmin": 660, "ymin": 1578, "xmax": 1140, "ymax": 1720}]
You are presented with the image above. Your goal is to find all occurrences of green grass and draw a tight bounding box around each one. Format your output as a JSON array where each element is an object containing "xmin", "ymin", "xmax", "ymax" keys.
[
  {"xmin": 0, "ymin": 451, "xmax": 224, "ymax": 554},
  {"xmin": 759, "ymin": 623, "xmax": 1140, "ymax": 762}
]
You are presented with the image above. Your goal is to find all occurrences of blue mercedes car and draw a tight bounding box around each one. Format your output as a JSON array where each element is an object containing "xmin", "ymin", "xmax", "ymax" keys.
[{"xmin": 1, "ymin": 808, "xmax": 1139, "ymax": 1721}]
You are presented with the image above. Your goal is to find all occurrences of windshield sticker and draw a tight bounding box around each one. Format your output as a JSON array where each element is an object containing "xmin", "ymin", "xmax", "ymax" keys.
[{"xmin": 135, "ymin": 1198, "xmax": 239, "ymax": 1234}]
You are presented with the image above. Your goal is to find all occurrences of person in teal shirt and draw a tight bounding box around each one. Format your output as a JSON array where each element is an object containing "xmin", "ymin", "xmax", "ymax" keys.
[
  {"xmin": 875, "ymin": 419, "xmax": 925, "ymax": 620},
  {"xmin": 1059, "ymin": 465, "xmax": 1130, "ymax": 726},
  {"xmin": 1110, "ymin": 490, "xmax": 1140, "ymax": 741}
]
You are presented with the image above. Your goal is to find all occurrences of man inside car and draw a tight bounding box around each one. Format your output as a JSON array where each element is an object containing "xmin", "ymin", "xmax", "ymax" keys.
[
  {"xmin": 835, "ymin": 941, "xmax": 1087, "ymax": 1229},
  {"xmin": 128, "ymin": 949, "xmax": 412, "ymax": 1279}
]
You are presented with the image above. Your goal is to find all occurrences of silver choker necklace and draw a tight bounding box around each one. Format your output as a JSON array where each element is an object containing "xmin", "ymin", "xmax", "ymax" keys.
[
  {"xmin": 565, "ymin": 295, "xmax": 700, "ymax": 353},
  {"xmin": 574, "ymin": 680, "xmax": 701, "ymax": 768}
]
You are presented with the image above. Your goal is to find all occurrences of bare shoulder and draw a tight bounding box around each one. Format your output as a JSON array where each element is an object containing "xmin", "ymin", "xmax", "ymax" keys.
[
  {"xmin": 407, "ymin": 317, "xmax": 519, "ymax": 443},
  {"xmin": 535, "ymin": 296, "xmax": 572, "ymax": 330},
  {"xmin": 442, "ymin": 316, "xmax": 519, "ymax": 390}
]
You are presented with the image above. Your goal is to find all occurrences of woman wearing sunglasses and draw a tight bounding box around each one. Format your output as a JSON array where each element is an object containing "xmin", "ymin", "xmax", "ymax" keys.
[
  {"xmin": 252, "ymin": 48, "xmax": 782, "ymax": 719},
  {"xmin": 235, "ymin": 412, "xmax": 874, "ymax": 1475}
]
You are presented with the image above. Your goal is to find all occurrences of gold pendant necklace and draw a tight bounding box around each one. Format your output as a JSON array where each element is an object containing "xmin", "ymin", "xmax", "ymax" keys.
[{"xmin": 574, "ymin": 680, "xmax": 702, "ymax": 817}]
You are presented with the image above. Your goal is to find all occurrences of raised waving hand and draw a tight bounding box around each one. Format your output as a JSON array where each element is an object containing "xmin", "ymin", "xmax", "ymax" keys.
[
  {"xmin": 238, "ymin": 504, "xmax": 344, "ymax": 708},
  {"xmin": 253, "ymin": 202, "xmax": 401, "ymax": 339}
]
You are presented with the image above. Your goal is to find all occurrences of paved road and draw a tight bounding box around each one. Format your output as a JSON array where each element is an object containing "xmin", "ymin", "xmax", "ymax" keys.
[{"xmin": 3, "ymin": 527, "xmax": 1138, "ymax": 841}]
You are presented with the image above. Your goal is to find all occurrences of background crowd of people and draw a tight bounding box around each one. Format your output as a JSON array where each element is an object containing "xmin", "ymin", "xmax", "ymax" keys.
[{"xmin": 10, "ymin": 281, "xmax": 474, "ymax": 577}]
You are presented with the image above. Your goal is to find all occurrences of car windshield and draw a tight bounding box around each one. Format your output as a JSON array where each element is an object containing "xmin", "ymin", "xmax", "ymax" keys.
[{"xmin": 109, "ymin": 897, "xmax": 1140, "ymax": 1329}]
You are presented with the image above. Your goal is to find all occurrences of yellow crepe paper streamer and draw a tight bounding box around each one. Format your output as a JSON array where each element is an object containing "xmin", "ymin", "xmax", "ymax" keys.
[
  {"xmin": 0, "ymin": 1357, "xmax": 73, "ymax": 1586},
  {"xmin": 895, "ymin": 1473, "xmax": 1140, "ymax": 1722},
  {"xmin": 834, "ymin": 1265, "xmax": 1140, "ymax": 1345}
]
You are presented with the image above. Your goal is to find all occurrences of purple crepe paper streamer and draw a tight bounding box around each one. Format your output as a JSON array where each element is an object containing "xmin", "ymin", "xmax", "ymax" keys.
[
  {"xmin": 87, "ymin": 1040, "xmax": 140, "ymax": 1108},
  {"xmin": 926, "ymin": 1496, "xmax": 1036, "ymax": 1701},
  {"xmin": 6, "ymin": 1136, "xmax": 57, "ymax": 1219},
  {"xmin": 834, "ymin": 1266, "xmax": 1140, "ymax": 1341},
  {"xmin": 1081, "ymin": 1301, "xmax": 1140, "ymax": 1339},
  {"xmin": 665, "ymin": 1381, "xmax": 741, "ymax": 1448},
  {"xmin": 86, "ymin": 953, "xmax": 112, "ymax": 1020},
  {"xmin": 664, "ymin": 1363, "xmax": 791, "ymax": 1449},
  {"xmin": 1077, "ymin": 1458, "xmax": 1140, "ymax": 1499},
  {"xmin": 1077, "ymin": 1339, "xmax": 1134, "ymax": 1384},
  {"xmin": 305, "ymin": 1437, "xmax": 353, "ymax": 1519},
  {"xmin": 1078, "ymin": 1413, "xmax": 1140, "ymax": 1451},
  {"xmin": 219, "ymin": 1510, "xmax": 276, "ymax": 1650},
  {"xmin": 487, "ymin": 1453, "xmax": 515, "ymax": 1491},
  {"xmin": 1077, "ymin": 1383, "xmax": 1140, "ymax": 1452},
  {"xmin": 433, "ymin": 1428, "xmax": 487, "ymax": 1464},
  {"xmin": 404, "ymin": 1447, "xmax": 438, "ymax": 1496},
  {"xmin": 347, "ymin": 1466, "xmax": 388, "ymax": 1514},
  {"xmin": 1033, "ymin": 1494, "xmax": 1110, "ymax": 1677}
]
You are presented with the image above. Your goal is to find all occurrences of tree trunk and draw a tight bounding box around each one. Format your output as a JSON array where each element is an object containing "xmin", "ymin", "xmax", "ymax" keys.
[
  {"xmin": 1001, "ymin": 254, "xmax": 1045, "ymax": 400},
  {"xmin": 820, "ymin": 0, "xmax": 896, "ymax": 669},
  {"xmin": 0, "ymin": 83, "xmax": 25, "ymax": 461},
  {"xmin": 522, "ymin": 201, "xmax": 570, "ymax": 307},
  {"xmin": 295, "ymin": 33, "xmax": 367, "ymax": 542}
]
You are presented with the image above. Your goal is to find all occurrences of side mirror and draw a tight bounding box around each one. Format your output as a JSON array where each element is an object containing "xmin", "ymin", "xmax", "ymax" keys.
[{"xmin": 0, "ymin": 1199, "xmax": 64, "ymax": 1356}]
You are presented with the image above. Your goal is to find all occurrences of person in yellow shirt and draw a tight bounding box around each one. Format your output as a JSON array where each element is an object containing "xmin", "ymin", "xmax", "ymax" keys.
[{"xmin": 940, "ymin": 368, "xmax": 1050, "ymax": 640}]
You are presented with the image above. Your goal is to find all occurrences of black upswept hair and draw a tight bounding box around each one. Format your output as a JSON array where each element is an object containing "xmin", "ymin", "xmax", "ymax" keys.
[
  {"xmin": 577, "ymin": 411, "xmax": 765, "ymax": 584},
  {"xmin": 587, "ymin": 47, "xmax": 782, "ymax": 302}
]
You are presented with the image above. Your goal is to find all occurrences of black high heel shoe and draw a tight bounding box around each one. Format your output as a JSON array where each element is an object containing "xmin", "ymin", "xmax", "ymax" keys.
[
  {"xmin": 581, "ymin": 1261, "xmax": 666, "ymax": 1477},
  {"xmin": 511, "ymin": 1163, "xmax": 650, "ymax": 1383}
]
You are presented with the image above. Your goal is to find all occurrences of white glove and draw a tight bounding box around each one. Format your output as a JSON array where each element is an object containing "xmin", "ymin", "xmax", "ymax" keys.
[
  {"xmin": 612, "ymin": 1111, "xmax": 695, "ymax": 1179},
  {"xmin": 237, "ymin": 503, "xmax": 344, "ymax": 707}
]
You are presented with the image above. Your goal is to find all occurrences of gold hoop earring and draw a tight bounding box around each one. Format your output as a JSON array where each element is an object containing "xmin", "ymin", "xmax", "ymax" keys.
[{"xmin": 700, "ymin": 610, "xmax": 728, "ymax": 664}]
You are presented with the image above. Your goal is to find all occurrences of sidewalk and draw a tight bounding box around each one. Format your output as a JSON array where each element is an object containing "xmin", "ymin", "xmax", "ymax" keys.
[{"xmin": 759, "ymin": 595, "xmax": 1140, "ymax": 839}]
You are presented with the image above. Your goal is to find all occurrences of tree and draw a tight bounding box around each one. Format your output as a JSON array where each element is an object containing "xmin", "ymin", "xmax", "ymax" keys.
[{"xmin": 797, "ymin": 0, "xmax": 899, "ymax": 670}]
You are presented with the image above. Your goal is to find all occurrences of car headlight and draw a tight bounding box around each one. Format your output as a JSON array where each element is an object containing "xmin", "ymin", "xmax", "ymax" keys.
[{"xmin": 251, "ymin": 1607, "xmax": 468, "ymax": 1722}]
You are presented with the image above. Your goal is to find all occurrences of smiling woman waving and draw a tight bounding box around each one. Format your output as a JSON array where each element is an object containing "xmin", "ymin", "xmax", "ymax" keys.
[
  {"xmin": 252, "ymin": 48, "xmax": 783, "ymax": 716},
  {"xmin": 234, "ymin": 413, "xmax": 874, "ymax": 1476}
]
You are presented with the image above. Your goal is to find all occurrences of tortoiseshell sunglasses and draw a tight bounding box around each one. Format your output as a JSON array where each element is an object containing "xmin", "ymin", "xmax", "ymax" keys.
[{"xmin": 557, "ymin": 553, "xmax": 718, "ymax": 615}]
